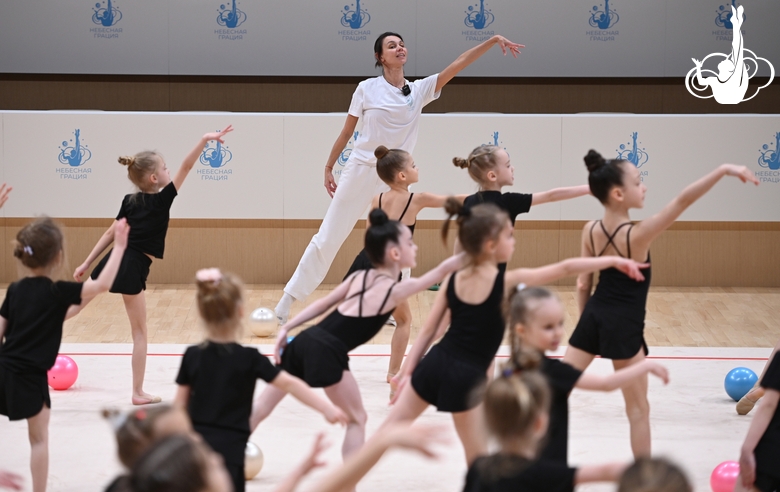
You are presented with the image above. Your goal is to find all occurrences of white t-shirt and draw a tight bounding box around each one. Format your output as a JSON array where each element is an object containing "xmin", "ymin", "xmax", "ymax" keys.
[{"xmin": 347, "ymin": 73, "xmax": 441, "ymax": 166}]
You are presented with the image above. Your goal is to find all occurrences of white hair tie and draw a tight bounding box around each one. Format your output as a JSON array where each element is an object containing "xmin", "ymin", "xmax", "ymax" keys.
[
  {"xmin": 516, "ymin": 283, "xmax": 526, "ymax": 292},
  {"xmin": 23, "ymin": 246, "xmax": 33, "ymax": 256}
]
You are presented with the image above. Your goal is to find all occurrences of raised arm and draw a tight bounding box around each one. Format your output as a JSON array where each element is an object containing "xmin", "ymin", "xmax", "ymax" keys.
[
  {"xmin": 67, "ymin": 219, "xmax": 130, "ymax": 320},
  {"xmin": 271, "ymin": 372, "xmax": 348, "ymax": 425},
  {"xmin": 436, "ymin": 35, "xmax": 523, "ymax": 92},
  {"xmin": 505, "ymin": 255, "xmax": 647, "ymax": 291},
  {"xmin": 388, "ymin": 252, "xmax": 464, "ymax": 301},
  {"xmin": 576, "ymin": 221, "xmax": 596, "ymax": 314},
  {"xmin": 324, "ymin": 115, "xmax": 359, "ymax": 198},
  {"xmin": 173, "ymin": 125, "xmax": 234, "ymax": 191},
  {"xmin": 74, "ymin": 221, "xmax": 117, "ymax": 281},
  {"xmin": 576, "ymin": 359, "xmax": 669, "ymax": 391},
  {"xmin": 631, "ymin": 164, "xmax": 757, "ymax": 250},
  {"xmin": 531, "ymin": 185, "xmax": 590, "ymax": 207}
]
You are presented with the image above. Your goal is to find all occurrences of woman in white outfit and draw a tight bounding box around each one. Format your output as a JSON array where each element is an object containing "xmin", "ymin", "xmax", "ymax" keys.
[{"xmin": 276, "ymin": 32, "xmax": 524, "ymax": 324}]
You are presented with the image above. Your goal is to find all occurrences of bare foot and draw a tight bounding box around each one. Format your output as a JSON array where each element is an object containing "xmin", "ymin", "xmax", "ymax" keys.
[{"xmin": 132, "ymin": 393, "xmax": 162, "ymax": 406}]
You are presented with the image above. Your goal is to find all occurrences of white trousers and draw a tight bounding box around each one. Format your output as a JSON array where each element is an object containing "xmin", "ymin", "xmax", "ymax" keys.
[{"xmin": 284, "ymin": 161, "xmax": 390, "ymax": 301}]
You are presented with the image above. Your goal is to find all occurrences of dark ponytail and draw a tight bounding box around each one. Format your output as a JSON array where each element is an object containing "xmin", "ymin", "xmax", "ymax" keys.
[
  {"xmin": 441, "ymin": 198, "xmax": 508, "ymax": 258},
  {"xmin": 364, "ymin": 208, "xmax": 402, "ymax": 266},
  {"xmin": 585, "ymin": 149, "xmax": 627, "ymax": 204}
]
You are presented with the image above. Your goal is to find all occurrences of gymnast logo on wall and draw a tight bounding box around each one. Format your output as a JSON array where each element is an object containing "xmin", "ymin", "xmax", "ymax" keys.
[
  {"xmin": 339, "ymin": 1, "xmax": 371, "ymax": 41},
  {"xmin": 335, "ymin": 131, "xmax": 361, "ymax": 175},
  {"xmin": 198, "ymin": 137, "xmax": 233, "ymax": 181},
  {"xmin": 215, "ymin": 1, "xmax": 247, "ymax": 41},
  {"xmin": 587, "ymin": 0, "xmax": 619, "ymax": 42},
  {"xmin": 57, "ymin": 129, "xmax": 93, "ymax": 180},
  {"xmin": 756, "ymin": 132, "xmax": 780, "ymax": 183},
  {"xmin": 616, "ymin": 132, "xmax": 649, "ymax": 181},
  {"xmin": 485, "ymin": 131, "xmax": 505, "ymax": 149},
  {"xmin": 685, "ymin": 5, "xmax": 774, "ymax": 104},
  {"xmin": 462, "ymin": 0, "xmax": 495, "ymax": 42},
  {"xmin": 91, "ymin": 0, "xmax": 122, "ymax": 39}
]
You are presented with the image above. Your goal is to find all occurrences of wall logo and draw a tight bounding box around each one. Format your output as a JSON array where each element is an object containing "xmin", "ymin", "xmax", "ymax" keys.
[
  {"xmin": 686, "ymin": 5, "xmax": 774, "ymax": 104},
  {"xmin": 215, "ymin": 1, "xmax": 247, "ymax": 40},
  {"xmin": 339, "ymin": 1, "xmax": 370, "ymax": 41},
  {"xmin": 57, "ymin": 129, "xmax": 92, "ymax": 180},
  {"xmin": 485, "ymin": 131, "xmax": 505, "ymax": 148},
  {"xmin": 756, "ymin": 132, "xmax": 780, "ymax": 183},
  {"xmin": 91, "ymin": 0, "xmax": 122, "ymax": 38},
  {"xmin": 335, "ymin": 131, "xmax": 360, "ymax": 175},
  {"xmin": 616, "ymin": 132, "xmax": 649, "ymax": 180},
  {"xmin": 198, "ymin": 137, "xmax": 233, "ymax": 181},
  {"xmin": 715, "ymin": 0, "xmax": 743, "ymax": 30},
  {"xmin": 587, "ymin": 0, "xmax": 619, "ymax": 42},
  {"xmin": 462, "ymin": 0, "xmax": 495, "ymax": 42}
]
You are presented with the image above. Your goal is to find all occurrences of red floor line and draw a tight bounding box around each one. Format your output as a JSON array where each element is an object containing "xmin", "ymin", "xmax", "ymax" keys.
[{"xmin": 60, "ymin": 352, "xmax": 770, "ymax": 362}]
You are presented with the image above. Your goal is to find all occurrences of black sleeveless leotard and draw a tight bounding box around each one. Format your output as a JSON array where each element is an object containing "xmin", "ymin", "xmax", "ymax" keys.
[
  {"xmin": 411, "ymin": 269, "xmax": 505, "ymax": 412},
  {"xmin": 279, "ymin": 271, "xmax": 396, "ymax": 387},
  {"xmin": 344, "ymin": 193, "xmax": 415, "ymax": 279},
  {"xmin": 568, "ymin": 221, "xmax": 652, "ymax": 359}
]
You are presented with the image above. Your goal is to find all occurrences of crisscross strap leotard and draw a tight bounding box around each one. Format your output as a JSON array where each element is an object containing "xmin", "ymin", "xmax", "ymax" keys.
[
  {"xmin": 379, "ymin": 192, "xmax": 416, "ymax": 234},
  {"xmin": 318, "ymin": 270, "xmax": 397, "ymax": 351},
  {"xmin": 589, "ymin": 220, "xmax": 651, "ymax": 309}
]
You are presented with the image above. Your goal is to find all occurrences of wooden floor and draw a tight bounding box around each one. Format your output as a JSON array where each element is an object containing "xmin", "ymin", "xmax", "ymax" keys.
[{"xmin": 34, "ymin": 285, "xmax": 780, "ymax": 348}]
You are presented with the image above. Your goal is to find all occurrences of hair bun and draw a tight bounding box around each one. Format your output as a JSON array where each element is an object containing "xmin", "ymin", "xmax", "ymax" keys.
[
  {"xmin": 369, "ymin": 208, "xmax": 389, "ymax": 227},
  {"xmin": 584, "ymin": 150, "xmax": 606, "ymax": 172},
  {"xmin": 118, "ymin": 156, "xmax": 135, "ymax": 167},
  {"xmin": 452, "ymin": 157, "xmax": 469, "ymax": 169},
  {"xmin": 374, "ymin": 145, "xmax": 390, "ymax": 160}
]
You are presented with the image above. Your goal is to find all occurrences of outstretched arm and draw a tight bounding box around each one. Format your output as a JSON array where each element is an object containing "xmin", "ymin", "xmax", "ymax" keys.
[
  {"xmin": 173, "ymin": 125, "xmax": 233, "ymax": 191},
  {"xmin": 531, "ymin": 185, "xmax": 590, "ymax": 206},
  {"xmin": 273, "ymin": 434, "xmax": 329, "ymax": 492},
  {"xmin": 436, "ymin": 35, "xmax": 523, "ymax": 92},
  {"xmin": 576, "ymin": 360, "xmax": 669, "ymax": 391},
  {"xmin": 389, "ymin": 253, "xmax": 464, "ymax": 301},
  {"xmin": 414, "ymin": 193, "xmax": 468, "ymax": 210},
  {"xmin": 505, "ymin": 256, "xmax": 647, "ymax": 291},
  {"xmin": 324, "ymin": 115, "xmax": 359, "ymax": 198},
  {"xmin": 632, "ymin": 164, "xmax": 757, "ymax": 249}
]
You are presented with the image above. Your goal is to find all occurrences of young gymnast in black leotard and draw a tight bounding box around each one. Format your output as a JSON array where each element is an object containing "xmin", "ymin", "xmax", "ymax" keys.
[
  {"xmin": 343, "ymin": 146, "xmax": 466, "ymax": 393},
  {"xmin": 380, "ymin": 198, "xmax": 648, "ymax": 465},
  {"xmin": 564, "ymin": 150, "xmax": 758, "ymax": 458},
  {"xmin": 506, "ymin": 286, "xmax": 668, "ymax": 465},
  {"xmin": 250, "ymin": 208, "xmax": 464, "ymax": 462}
]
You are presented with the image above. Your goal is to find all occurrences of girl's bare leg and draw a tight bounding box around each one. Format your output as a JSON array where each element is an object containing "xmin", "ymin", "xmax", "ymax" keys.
[
  {"xmin": 324, "ymin": 371, "xmax": 369, "ymax": 458},
  {"xmin": 613, "ymin": 349, "xmax": 651, "ymax": 458},
  {"xmin": 123, "ymin": 293, "xmax": 158, "ymax": 404},
  {"xmin": 452, "ymin": 405, "xmax": 488, "ymax": 465},
  {"xmin": 28, "ymin": 406, "xmax": 50, "ymax": 492}
]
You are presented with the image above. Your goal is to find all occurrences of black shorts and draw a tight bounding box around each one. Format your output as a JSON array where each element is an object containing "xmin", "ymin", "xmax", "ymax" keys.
[
  {"xmin": 754, "ymin": 471, "xmax": 780, "ymax": 492},
  {"xmin": 91, "ymin": 248, "xmax": 153, "ymax": 295},
  {"xmin": 195, "ymin": 425, "xmax": 248, "ymax": 492},
  {"xmin": 0, "ymin": 365, "xmax": 50, "ymax": 421},
  {"xmin": 568, "ymin": 302, "xmax": 648, "ymax": 360},
  {"xmin": 279, "ymin": 328, "xmax": 349, "ymax": 388},
  {"xmin": 411, "ymin": 346, "xmax": 488, "ymax": 413}
]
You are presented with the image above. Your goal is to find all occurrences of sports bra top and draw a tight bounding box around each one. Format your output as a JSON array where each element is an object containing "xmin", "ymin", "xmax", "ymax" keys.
[
  {"xmin": 318, "ymin": 270, "xmax": 396, "ymax": 351},
  {"xmin": 589, "ymin": 221, "xmax": 652, "ymax": 312},
  {"xmin": 437, "ymin": 269, "xmax": 506, "ymax": 367},
  {"xmin": 379, "ymin": 192, "xmax": 416, "ymax": 235}
]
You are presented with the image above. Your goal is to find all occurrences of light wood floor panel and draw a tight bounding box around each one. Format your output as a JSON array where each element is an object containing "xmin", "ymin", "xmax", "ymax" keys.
[{"xmin": 16, "ymin": 285, "xmax": 774, "ymax": 348}]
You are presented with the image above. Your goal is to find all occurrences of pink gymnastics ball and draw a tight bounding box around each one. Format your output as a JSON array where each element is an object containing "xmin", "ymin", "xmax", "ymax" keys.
[
  {"xmin": 47, "ymin": 355, "xmax": 78, "ymax": 390},
  {"xmin": 710, "ymin": 461, "xmax": 740, "ymax": 492}
]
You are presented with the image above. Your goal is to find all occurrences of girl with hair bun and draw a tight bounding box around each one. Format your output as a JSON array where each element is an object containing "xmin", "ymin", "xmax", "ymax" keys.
[
  {"xmin": 506, "ymin": 286, "xmax": 668, "ymax": 465},
  {"xmin": 456, "ymin": 144, "xmax": 591, "ymax": 269},
  {"xmin": 174, "ymin": 268, "xmax": 348, "ymax": 492},
  {"xmin": 343, "ymin": 144, "xmax": 467, "ymax": 397},
  {"xmin": 564, "ymin": 150, "xmax": 758, "ymax": 458},
  {"xmin": 275, "ymin": 31, "xmax": 524, "ymax": 326},
  {"xmin": 1, "ymin": 217, "xmax": 129, "ymax": 492},
  {"xmin": 75, "ymin": 126, "xmax": 233, "ymax": 406},
  {"xmin": 380, "ymin": 199, "xmax": 649, "ymax": 465},
  {"xmin": 251, "ymin": 209, "xmax": 464, "ymax": 463},
  {"xmin": 462, "ymin": 357, "xmax": 629, "ymax": 492}
]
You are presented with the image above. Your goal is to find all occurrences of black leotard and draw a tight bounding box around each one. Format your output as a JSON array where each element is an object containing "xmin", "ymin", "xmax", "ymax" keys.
[
  {"xmin": 411, "ymin": 269, "xmax": 505, "ymax": 412},
  {"xmin": 280, "ymin": 271, "xmax": 396, "ymax": 387},
  {"xmin": 344, "ymin": 193, "xmax": 415, "ymax": 279},
  {"xmin": 568, "ymin": 221, "xmax": 652, "ymax": 359}
]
